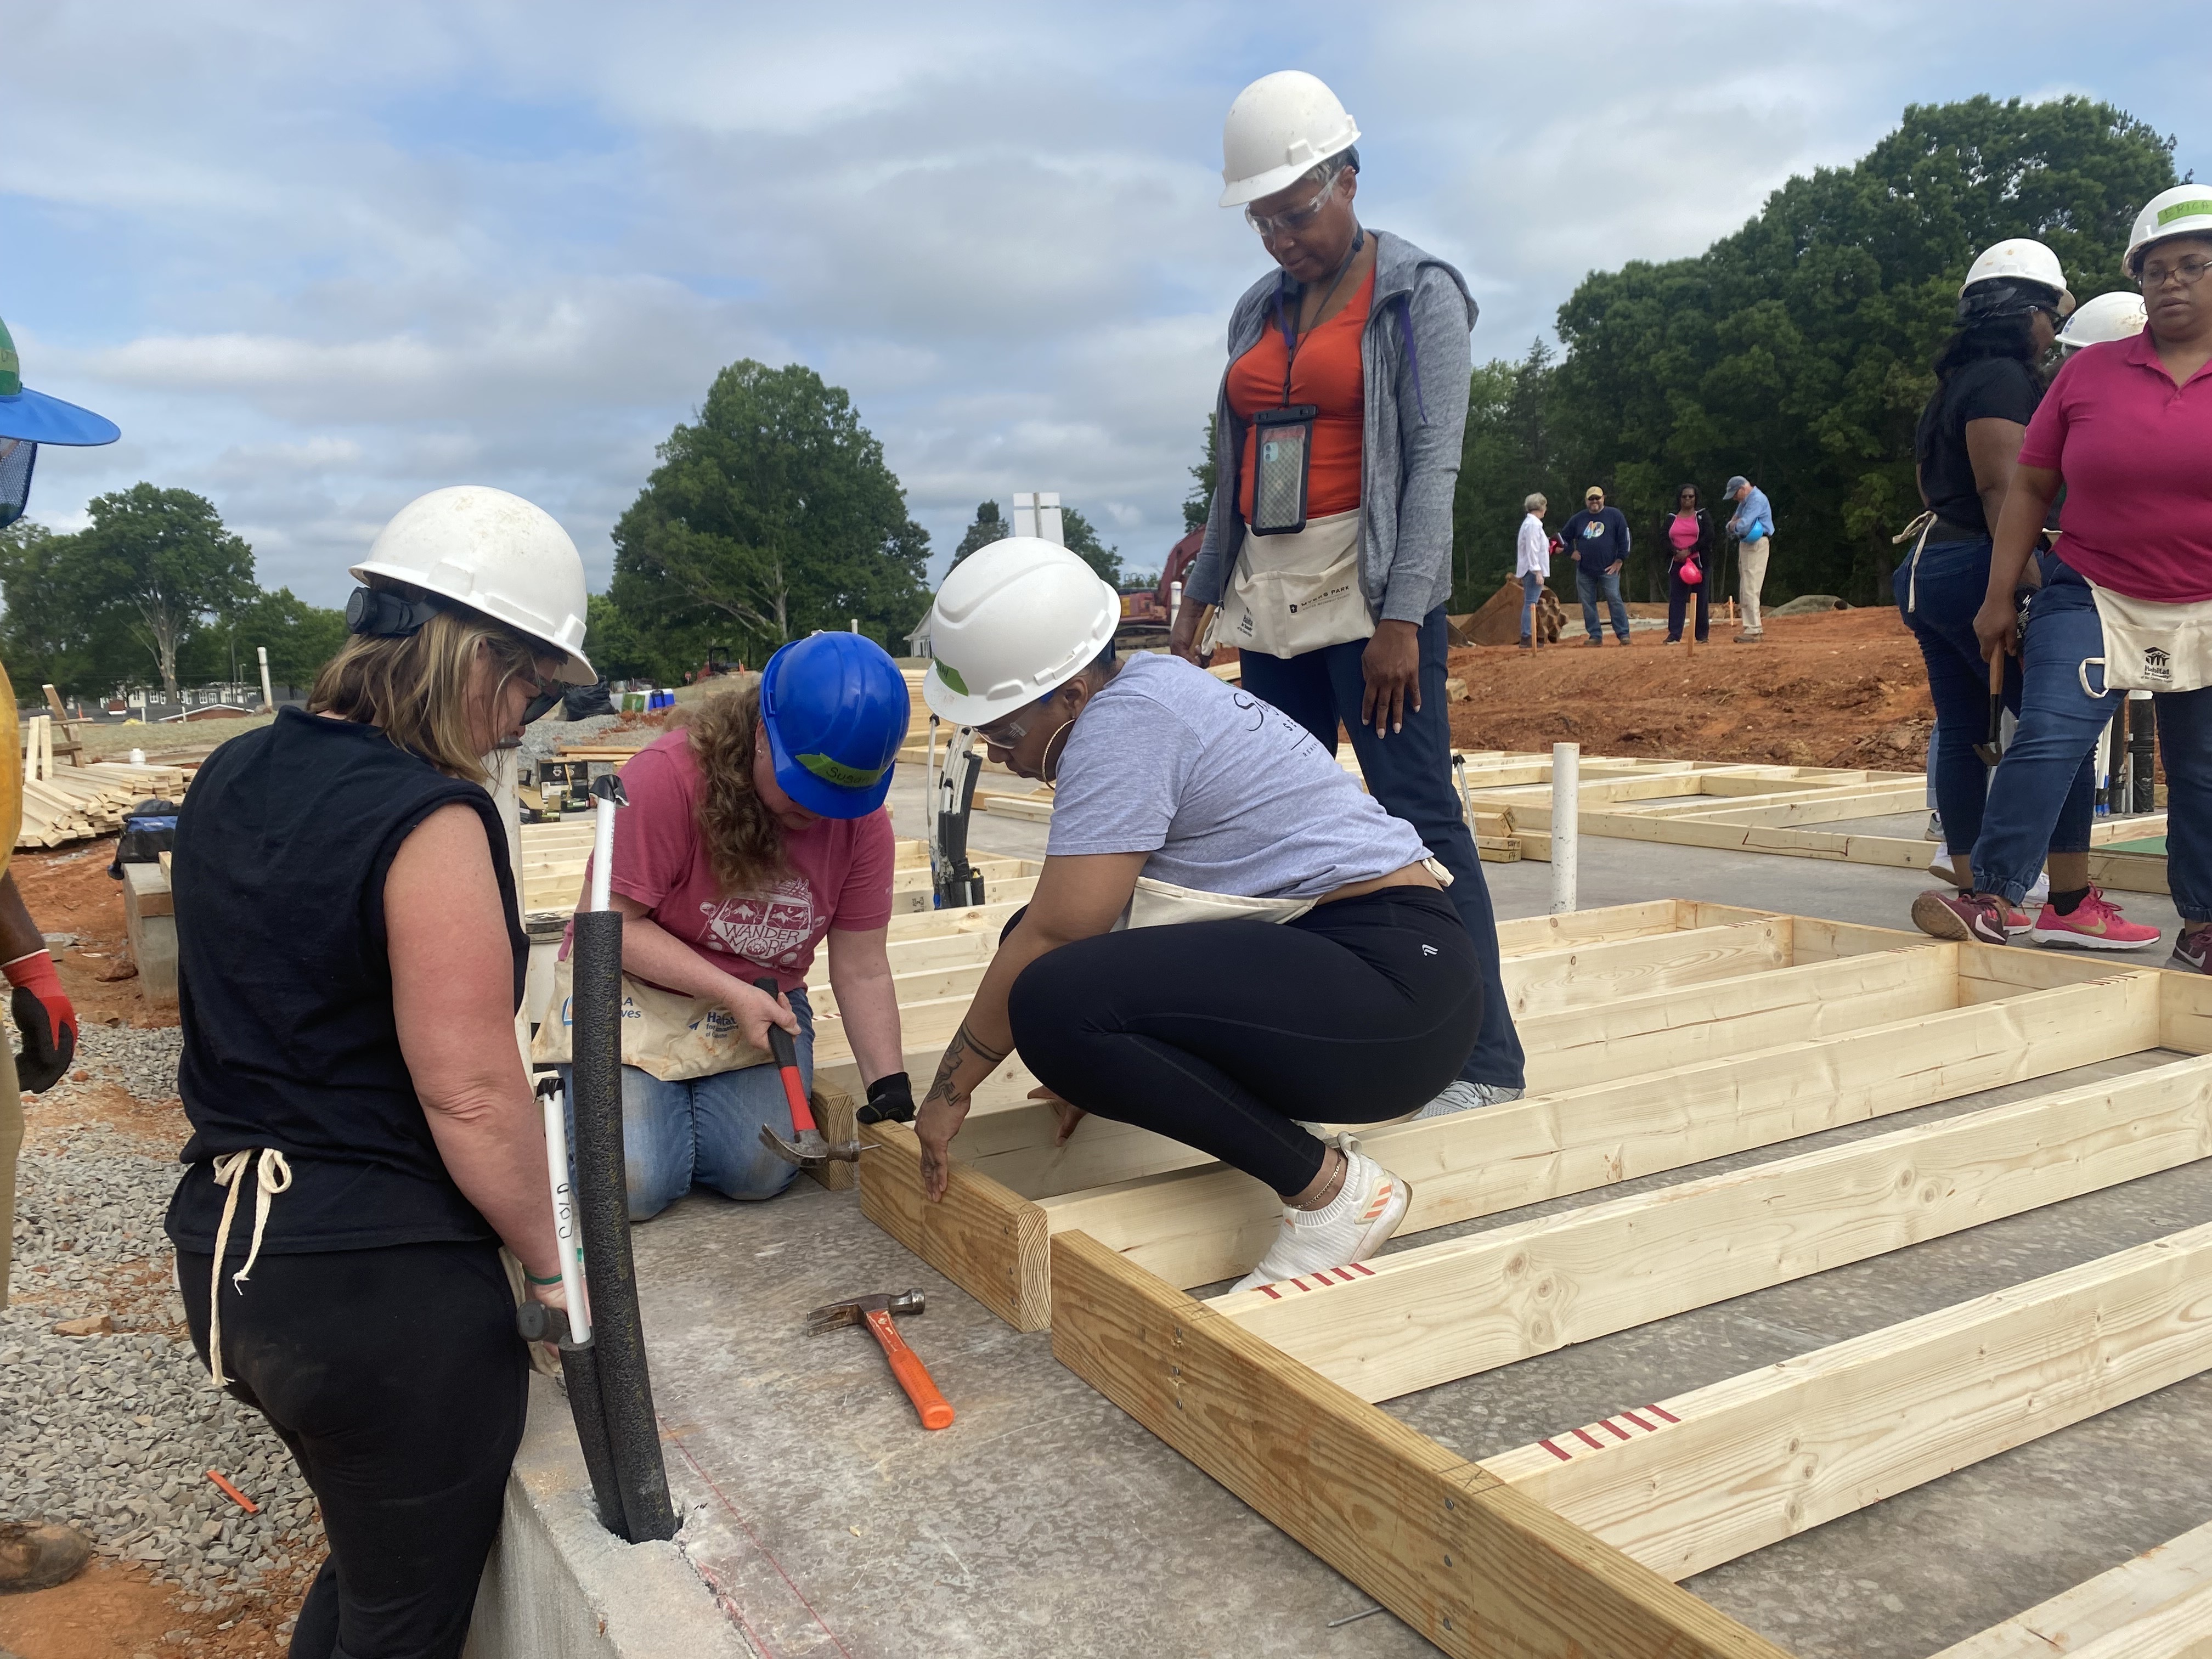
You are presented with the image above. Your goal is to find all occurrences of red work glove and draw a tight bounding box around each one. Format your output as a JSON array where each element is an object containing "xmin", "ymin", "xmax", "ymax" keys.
[{"xmin": 5, "ymin": 950, "xmax": 77, "ymax": 1094}]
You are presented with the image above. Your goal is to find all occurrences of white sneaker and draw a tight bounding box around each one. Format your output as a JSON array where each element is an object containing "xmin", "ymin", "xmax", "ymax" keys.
[
  {"xmin": 2025, "ymin": 871, "xmax": 2051, "ymax": 909},
  {"xmin": 1228, "ymin": 1152, "xmax": 1412, "ymax": 1294},
  {"xmin": 1416, "ymin": 1080, "xmax": 1523, "ymax": 1118}
]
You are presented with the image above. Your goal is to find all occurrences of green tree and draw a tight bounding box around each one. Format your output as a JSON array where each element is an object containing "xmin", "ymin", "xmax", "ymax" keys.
[
  {"xmin": 951, "ymin": 500, "xmax": 1007, "ymax": 565},
  {"xmin": 1453, "ymin": 341, "xmax": 1571, "ymax": 607},
  {"xmin": 181, "ymin": 586, "xmax": 347, "ymax": 695},
  {"xmin": 610, "ymin": 360, "xmax": 932, "ymax": 664},
  {"xmin": 1182, "ymin": 416, "xmax": 1221, "ymax": 533},
  {"xmin": 1060, "ymin": 506, "xmax": 1122, "ymax": 586},
  {"xmin": 77, "ymin": 485, "xmax": 257, "ymax": 702},
  {"xmin": 1538, "ymin": 96, "xmax": 2176, "ymax": 604}
]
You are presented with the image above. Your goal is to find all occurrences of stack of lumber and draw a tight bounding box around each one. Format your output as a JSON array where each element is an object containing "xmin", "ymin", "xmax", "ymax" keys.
[{"xmin": 17, "ymin": 758, "xmax": 193, "ymax": 850}]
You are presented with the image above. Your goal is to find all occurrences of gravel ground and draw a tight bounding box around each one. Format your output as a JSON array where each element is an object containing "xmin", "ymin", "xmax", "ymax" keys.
[
  {"xmin": 518, "ymin": 711, "xmax": 626, "ymax": 766},
  {"xmin": 4, "ymin": 1019, "xmax": 323, "ymax": 1630}
]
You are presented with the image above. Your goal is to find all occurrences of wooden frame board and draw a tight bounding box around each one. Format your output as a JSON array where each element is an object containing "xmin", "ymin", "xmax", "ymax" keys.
[{"xmin": 1036, "ymin": 941, "xmax": 2212, "ymax": 1658}]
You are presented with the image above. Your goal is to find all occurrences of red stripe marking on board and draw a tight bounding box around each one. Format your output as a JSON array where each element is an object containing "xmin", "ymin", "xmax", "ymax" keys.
[
  {"xmin": 1259, "ymin": 1284, "xmax": 1283, "ymax": 1300},
  {"xmin": 1601, "ymin": 1419, "xmax": 1631, "ymax": 1441},
  {"xmin": 1621, "ymin": 1410, "xmax": 1655, "ymax": 1432},
  {"xmin": 1573, "ymin": 1427, "xmax": 1605, "ymax": 1451},
  {"xmin": 1648, "ymin": 1403, "xmax": 1680, "ymax": 1423},
  {"xmin": 1541, "ymin": 1439, "xmax": 1572, "ymax": 1462},
  {"xmin": 1350, "ymin": 1262, "xmax": 1376, "ymax": 1277}
]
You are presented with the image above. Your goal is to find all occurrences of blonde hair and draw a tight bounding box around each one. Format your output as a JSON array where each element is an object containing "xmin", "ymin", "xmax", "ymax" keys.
[
  {"xmin": 668, "ymin": 682, "xmax": 786, "ymax": 896},
  {"xmin": 309, "ymin": 605, "xmax": 545, "ymax": 785}
]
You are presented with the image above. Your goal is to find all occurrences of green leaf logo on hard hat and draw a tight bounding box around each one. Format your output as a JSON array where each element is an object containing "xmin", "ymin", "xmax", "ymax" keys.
[
  {"xmin": 935, "ymin": 661, "xmax": 969, "ymax": 696},
  {"xmin": 0, "ymin": 317, "xmax": 20, "ymax": 399},
  {"xmin": 795, "ymin": 752, "xmax": 887, "ymax": 791}
]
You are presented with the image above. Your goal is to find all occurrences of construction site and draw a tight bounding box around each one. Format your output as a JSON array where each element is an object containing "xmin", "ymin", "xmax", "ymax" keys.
[
  {"xmin": 5, "ymin": 17, "xmax": 2211, "ymax": 1659},
  {"xmin": 0, "ymin": 605, "xmax": 2206, "ymax": 1659}
]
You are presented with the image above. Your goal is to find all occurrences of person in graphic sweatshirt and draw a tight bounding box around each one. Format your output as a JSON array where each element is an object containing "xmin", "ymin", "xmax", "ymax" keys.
[{"xmin": 1560, "ymin": 486, "xmax": 1632, "ymax": 645}]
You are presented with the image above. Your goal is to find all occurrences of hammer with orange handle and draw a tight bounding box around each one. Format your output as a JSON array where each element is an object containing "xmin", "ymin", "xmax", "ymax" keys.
[{"xmin": 806, "ymin": 1289, "xmax": 955, "ymax": 1430}]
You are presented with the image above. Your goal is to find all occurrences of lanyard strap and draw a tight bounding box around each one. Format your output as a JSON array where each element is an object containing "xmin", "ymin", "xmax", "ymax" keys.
[{"xmin": 1273, "ymin": 228, "xmax": 1366, "ymax": 408}]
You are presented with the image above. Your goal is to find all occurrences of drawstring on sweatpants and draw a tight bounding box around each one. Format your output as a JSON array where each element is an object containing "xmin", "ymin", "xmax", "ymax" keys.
[{"xmin": 206, "ymin": 1148, "xmax": 292, "ymax": 1387}]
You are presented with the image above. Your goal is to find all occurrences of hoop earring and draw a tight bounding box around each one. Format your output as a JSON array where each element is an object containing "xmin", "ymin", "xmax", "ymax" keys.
[{"xmin": 1041, "ymin": 718, "xmax": 1076, "ymax": 785}]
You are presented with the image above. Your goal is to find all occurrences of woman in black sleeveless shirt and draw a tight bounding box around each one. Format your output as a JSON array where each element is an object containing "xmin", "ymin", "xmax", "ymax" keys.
[{"xmin": 166, "ymin": 486, "xmax": 593, "ymax": 1658}]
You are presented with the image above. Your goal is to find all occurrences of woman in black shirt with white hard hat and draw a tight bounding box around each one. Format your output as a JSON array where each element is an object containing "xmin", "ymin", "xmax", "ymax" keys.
[
  {"xmin": 1897, "ymin": 240, "xmax": 2153, "ymax": 950},
  {"xmin": 166, "ymin": 486, "xmax": 590, "ymax": 1657}
]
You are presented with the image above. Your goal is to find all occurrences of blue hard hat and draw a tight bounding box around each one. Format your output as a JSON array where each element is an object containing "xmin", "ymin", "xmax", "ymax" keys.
[
  {"xmin": 0, "ymin": 315, "xmax": 121, "ymax": 446},
  {"xmin": 759, "ymin": 633, "xmax": 912, "ymax": 819}
]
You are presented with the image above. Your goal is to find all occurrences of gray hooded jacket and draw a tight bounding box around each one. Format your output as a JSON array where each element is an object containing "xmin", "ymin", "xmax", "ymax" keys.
[{"xmin": 1186, "ymin": 230, "xmax": 1476, "ymax": 627}]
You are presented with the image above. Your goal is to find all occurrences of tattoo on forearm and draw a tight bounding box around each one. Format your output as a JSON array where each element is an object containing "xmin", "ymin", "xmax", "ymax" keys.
[{"xmin": 925, "ymin": 1020, "xmax": 1009, "ymax": 1107}]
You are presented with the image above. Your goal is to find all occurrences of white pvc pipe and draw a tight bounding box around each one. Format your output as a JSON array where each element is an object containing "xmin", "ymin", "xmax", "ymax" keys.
[
  {"xmin": 540, "ymin": 1082, "xmax": 591, "ymax": 1341},
  {"xmin": 1169, "ymin": 581, "xmax": 1183, "ymax": 626},
  {"xmin": 1550, "ymin": 742, "xmax": 1579, "ymax": 915},
  {"xmin": 257, "ymin": 645, "xmax": 274, "ymax": 712}
]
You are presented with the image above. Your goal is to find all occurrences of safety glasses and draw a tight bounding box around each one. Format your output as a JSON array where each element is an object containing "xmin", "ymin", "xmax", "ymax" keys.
[
  {"xmin": 516, "ymin": 669, "xmax": 563, "ymax": 726},
  {"xmin": 1244, "ymin": 170, "xmax": 1342, "ymax": 239},
  {"xmin": 2138, "ymin": 257, "xmax": 2212, "ymax": 293}
]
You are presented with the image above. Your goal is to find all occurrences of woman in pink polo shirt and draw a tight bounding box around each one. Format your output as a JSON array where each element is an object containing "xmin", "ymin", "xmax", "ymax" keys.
[
  {"xmin": 554, "ymin": 633, "xmax": 914, "ymax": 1217},
  {"xmin": 1916, "ymin": 187, "xmax": 2212, "ymax": 964}
]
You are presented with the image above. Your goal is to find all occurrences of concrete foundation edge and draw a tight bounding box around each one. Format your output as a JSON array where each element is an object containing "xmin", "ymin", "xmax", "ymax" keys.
[{"xmin": 464, "ymin": 1373, "xmax": 755, "ymax": 1659}]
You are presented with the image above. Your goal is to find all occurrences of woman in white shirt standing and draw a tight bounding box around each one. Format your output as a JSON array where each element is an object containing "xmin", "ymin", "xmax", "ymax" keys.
[
  {"xmin": 913, "ymin": 540, "xmax": 1480, "ymax": 1292},
  {"xmin": 1516, "ymin": 494, "xmax": 1549, "ymax": 648}
]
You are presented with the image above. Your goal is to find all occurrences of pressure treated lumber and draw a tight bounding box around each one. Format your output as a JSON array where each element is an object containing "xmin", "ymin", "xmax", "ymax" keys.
[
  {"xmin": 1936, "ymin": 1517, "xmax": 2212, "ymax": 1658},
  {"xmin": 862, "ymin": 1122, "xmax": 1050, "ymax": 1329},
  {"xmin": 1219, "ymin": 1054, "xmax": 2212, "ymax": 1402},
  {"xmin": 1039, "ymin": 970, "xmax": 2159, "ymax": 1291},
  {"xmin": 1048, "ymin": 1232, "xmax": 1790, "ymax": 1659},
  {"xmin": 1481, "ymin": 1220, "xmax": 2212, "ymax": 1581}
]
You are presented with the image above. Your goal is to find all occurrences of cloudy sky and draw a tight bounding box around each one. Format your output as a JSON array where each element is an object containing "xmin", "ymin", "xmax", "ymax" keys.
[{"xmin": 3, "ymin": 1, "xmax": 2203, "ymax": 605}]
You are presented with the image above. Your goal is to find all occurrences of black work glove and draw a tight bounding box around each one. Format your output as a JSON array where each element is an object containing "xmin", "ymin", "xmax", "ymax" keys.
[{"xmin": 857, "ymin": 1071, "xmax": 916, "ymax": 1125}]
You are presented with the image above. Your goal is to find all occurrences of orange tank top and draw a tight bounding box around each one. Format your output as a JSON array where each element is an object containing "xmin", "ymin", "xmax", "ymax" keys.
[{"xmin": 1228, "ymin": 266, "xmax": 1372, "ymax": 523}]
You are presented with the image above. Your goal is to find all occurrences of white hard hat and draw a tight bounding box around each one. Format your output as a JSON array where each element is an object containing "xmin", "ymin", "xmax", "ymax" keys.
[
  {"xmin": 2056, "ymin": 290, "xmax": 2148, "ymax": 352},
  {"xmin": 351, "ymin": 486, "xmax": 596, "ymax": 683},
  {"xmin": 1960, "ymin": 239, "xmax": 2074, "ymax": 315},
  {"xmin": 2125, "ymin": 185, "xmax": 2212, "ymax": 275},
  {"xmin": 922, "ymin": 537, "xmax": 1120, "ymax": 726},
  {"xmin": 1219, "ymin": 71, "xmax": 1360, "ymax": 208}
]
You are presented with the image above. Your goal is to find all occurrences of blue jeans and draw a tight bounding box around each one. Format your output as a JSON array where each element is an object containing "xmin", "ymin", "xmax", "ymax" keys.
[
  {"xmin": 1238, "ymin": 607, "xmax": 1527, "ymax": 1090},
  {"xmin": 1575, "ymin": 565, "xmax": 1629, "ymax": 641},
  {"xmin": 1970, "ymin": 564, "xmax": 2212, "ymax": 916},
  {"xmin": 561, "ymin": 985, "xmax": 813, "ymax": 1220},
  {"xmin": 1520, "ymin": 571, "xmax": 1545, "ymax": 642}
]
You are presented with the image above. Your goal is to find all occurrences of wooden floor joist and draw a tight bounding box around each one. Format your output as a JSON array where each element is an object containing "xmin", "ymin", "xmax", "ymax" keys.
[
  {"xmin": 1481, "ymin": 1221, "xmax": 2212, "ymax": 1581},
  {"xmin": 1934, "ymin": 1517, "xmax": 2212, "ymax": 1658},
  {"xmin": 1219, "ymin": 1054, "xmax": 2212, "ymax": 1403},
  {"xmin": 830, "ymin": 888, "xmax": 2212, "ymax": 1656}
]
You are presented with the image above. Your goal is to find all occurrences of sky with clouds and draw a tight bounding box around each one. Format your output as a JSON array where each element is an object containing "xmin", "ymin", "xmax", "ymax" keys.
[{"xmin": 3, "ymin": 1, "xmax": 2203, "ymax": 607}]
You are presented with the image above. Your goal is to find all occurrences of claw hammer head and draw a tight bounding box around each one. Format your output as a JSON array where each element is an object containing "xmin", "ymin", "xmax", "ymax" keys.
[
  {"xmin": 806, "ymin": 1289, "xmax": 925, "ymax": 1335},
  {"xmin": 758, "ymin": 1122, "xmax": 874, "ymax": 1167}
]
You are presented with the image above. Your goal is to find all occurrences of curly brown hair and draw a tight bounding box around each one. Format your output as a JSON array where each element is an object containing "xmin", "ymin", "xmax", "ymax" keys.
[{"xmin": 670, "ymin": 682, "xmax": 786, "ymax": 895}]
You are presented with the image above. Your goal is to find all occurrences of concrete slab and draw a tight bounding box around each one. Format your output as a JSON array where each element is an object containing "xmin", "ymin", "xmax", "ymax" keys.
[{"xmin": 540, "ymin": 764, "xmax": 2211, "ymax": 1657}]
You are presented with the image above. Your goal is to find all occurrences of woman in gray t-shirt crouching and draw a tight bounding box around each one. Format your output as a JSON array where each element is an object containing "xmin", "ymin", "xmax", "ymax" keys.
[{"xmin": 914, "ymin": 540, "xmax": 1480, "ymax": 1292}]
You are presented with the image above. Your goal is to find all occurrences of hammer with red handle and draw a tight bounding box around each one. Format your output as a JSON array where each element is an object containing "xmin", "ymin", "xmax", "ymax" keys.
[
  {"xmin": 751, "ymin": 975, "xmax": 872, "ymax": 1167},
  {"xmin": 807, "ymin": 1289, "xmax": 955, "ymax": 1430}
]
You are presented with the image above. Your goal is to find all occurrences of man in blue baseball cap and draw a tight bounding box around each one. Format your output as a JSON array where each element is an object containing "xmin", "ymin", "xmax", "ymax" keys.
[
  {"xmin": 540, "ymin": 630, "xmax": 917, "ymax": 1218},
  {"xmin": 0, "ymin": 309, "xmax": 116, "ymax": 1594}
]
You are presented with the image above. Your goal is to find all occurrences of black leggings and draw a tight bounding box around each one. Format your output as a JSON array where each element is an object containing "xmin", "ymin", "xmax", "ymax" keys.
[
  {"xmin": 178, "ymin": 1240, "xmax": 527, "ymax": 1659},
  {"xmin": 1008, "ymin": 887, "xmax": 1481, "ymax": 1194}
]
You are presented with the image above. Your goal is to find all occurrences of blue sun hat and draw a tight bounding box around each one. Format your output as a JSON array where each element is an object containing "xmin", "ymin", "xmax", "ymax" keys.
[
  {"xmin": 0, "ymin": 315, "xmax": 120, "ymax": 447},
  {"xmin": 0, "ymin": 313, "xmax": 120, "ymax": 527},
  {"xmin": 758, "ymin": 632, "xmax": 912, "ymax": 819}
]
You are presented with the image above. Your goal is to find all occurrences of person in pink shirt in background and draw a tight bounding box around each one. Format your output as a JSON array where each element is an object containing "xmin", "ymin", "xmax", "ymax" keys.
[
  {"xmin": 561, "ymin": 633, "xmax": 915, "ymax": 1217},
  {"xmin": 1918, "ymin": 187, "xmax": 2212, "ymax": 965}
]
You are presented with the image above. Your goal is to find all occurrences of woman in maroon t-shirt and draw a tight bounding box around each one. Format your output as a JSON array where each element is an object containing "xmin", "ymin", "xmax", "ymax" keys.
[{"xmin": 564, "ymin": 641, "xmax": 913, "ymax": 1217}]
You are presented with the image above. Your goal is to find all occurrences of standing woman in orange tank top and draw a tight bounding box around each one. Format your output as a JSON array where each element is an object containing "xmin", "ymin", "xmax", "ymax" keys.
[{"xmin": 1171, "ymin": 70, "xmax": 1526, "ymax": 1113}]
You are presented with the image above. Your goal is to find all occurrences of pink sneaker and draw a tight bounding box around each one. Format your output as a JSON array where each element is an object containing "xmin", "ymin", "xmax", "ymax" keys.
[
  {"xmin": 2000, "ymin": 901, "xmax": 2035, "ymax": 936},
  {"xmin": 1911, "ymin": 889, "xmax": 2010, "ymax": 945},
  {"xmin": 2029, "ymin": 888, "xmax": 2160, "ymax": 951}
]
